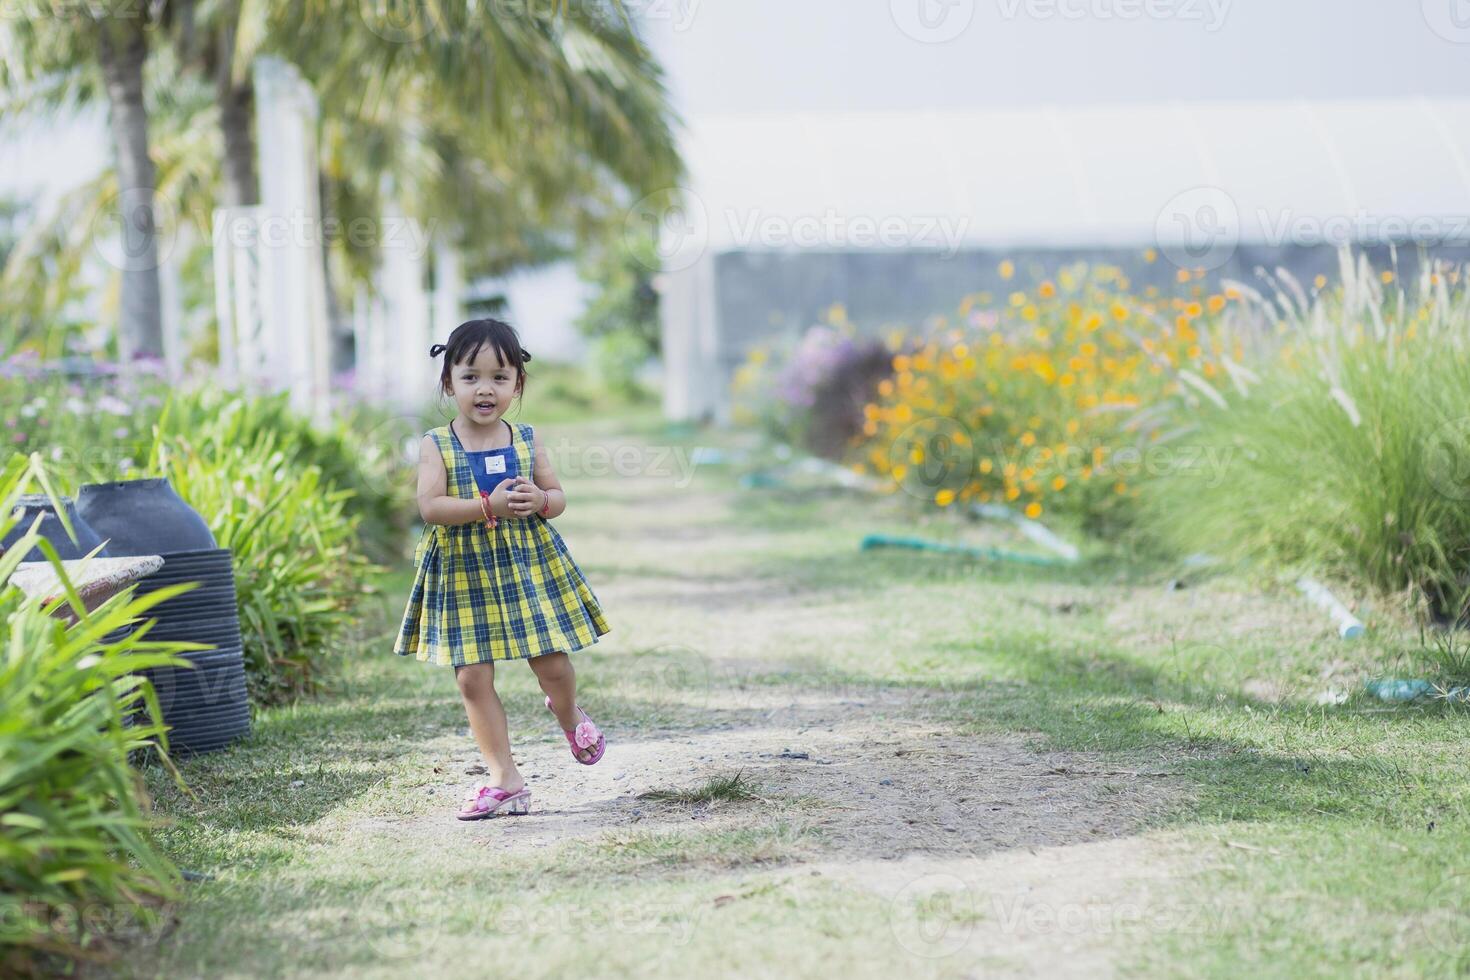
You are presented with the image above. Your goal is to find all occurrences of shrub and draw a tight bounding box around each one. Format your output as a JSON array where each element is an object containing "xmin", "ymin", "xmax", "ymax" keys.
[
  {"xmin": 0, "ymin": 454, "xmax": 193, "ymax": 975},
  {"xmin": 146, "ymin": 423, "xmax": 380, "ymax": 705},
  {"xmin": 733, "ymin": 307, "xmax": 905, "ymax": 460},
  {"xmin": 853, "ymin": 262, "xmax": 1238, "ymax": 533},
  {"xmin": 1140, "ymin": 252, "xmax": 1470, "ymax": 617}
]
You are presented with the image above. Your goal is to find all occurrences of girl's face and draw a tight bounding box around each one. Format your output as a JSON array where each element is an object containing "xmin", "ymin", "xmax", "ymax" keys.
[{"xmin": 447, "ymin": 344, "xmax": 521, "ymax": 428}]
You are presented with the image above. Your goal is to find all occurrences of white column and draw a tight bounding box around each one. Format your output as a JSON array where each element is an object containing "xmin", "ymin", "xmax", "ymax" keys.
[
  {"xmin": 254, "ymin": 56, "xmax": 331, "ymax": 424},
  {"xmin": 432, "ymin": 239, "xmax": 464, "ymax": 342},
  {"xmin": 379, "ymin": 198, "xmax": 434, "ymax": 410},
  {"xmin": 657, "ymin": 248, "xmax": 720, "ymax": 422}
]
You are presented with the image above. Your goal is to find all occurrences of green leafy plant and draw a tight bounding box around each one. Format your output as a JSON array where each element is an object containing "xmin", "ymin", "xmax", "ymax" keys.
[
  {"xmin": 0, "ymin": 453, "xmax": 194, "ymax": 975},
  {"xmin": 146, "ymin": 421, "xmax": 381, "ymax": 705}
]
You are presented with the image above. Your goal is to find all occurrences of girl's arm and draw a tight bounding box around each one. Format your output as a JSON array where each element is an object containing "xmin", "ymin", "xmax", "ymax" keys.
[
  {"xmin": 416, "ymin": 435, "xmax": 511, "ymax": 525},
  {"xmin": 506, "ymin": 429, "xmax": 566, "ymax": 519}
]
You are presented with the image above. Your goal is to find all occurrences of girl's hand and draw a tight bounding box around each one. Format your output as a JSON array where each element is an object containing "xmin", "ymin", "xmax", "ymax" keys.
[
  {"xmin": 488, "ymin": 477, "xmax": 519, "ymax": 519},
  {"xmin": 505, "ymin": 476, "xmax": 545, "ymax": 518}
]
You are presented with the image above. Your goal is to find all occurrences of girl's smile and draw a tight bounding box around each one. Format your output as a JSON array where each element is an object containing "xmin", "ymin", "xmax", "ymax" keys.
[{"xmin": 450, "ymin": 344, "xmax": 521, "ymax": 442}]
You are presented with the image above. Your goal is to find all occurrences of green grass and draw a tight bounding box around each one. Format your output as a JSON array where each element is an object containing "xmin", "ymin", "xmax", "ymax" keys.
[
  {"xmin": 637, "ymin": 772, "xmax": 766, "ymax": 806},
  {"xmin": 113, "ymin": 413, "xmax": 1470, "ymax": 978}
]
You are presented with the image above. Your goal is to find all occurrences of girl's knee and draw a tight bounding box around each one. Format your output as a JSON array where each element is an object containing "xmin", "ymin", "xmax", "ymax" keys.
[
  {"xmin": 530, "ymin": 651, "xmax": 573, "ymax": 682},
  {"xmin": 455, "ymin": 661, "xmax": 495, "ymax": 698}
]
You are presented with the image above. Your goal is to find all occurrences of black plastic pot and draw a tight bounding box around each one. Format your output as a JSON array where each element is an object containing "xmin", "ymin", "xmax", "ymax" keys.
[
  {"xmin": 117, "ymin": 545, "xmax": 251, "ymax": 756},
  {"xmin": 76, "ymin": 478, "xmax": 216, "ymax": 556},
  {"xmin": 2, "ymin": 494, "xmax": 108, "ymax": 561}
]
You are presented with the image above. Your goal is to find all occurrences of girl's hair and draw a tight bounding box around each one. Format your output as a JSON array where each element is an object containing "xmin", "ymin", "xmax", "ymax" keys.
[{"xmin": 428, "ymin": 318, "xmax": 532, "ymax": 396}]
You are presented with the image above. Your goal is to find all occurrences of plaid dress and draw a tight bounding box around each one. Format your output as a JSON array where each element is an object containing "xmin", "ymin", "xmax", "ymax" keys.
[{"xmin": 394, "ymin": 422, "xmax": 611, "ymax": 666}]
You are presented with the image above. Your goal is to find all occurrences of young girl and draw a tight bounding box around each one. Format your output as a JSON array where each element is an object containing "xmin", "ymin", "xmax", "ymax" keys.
[{"xmin": 394, "ymin": 318, "xmax": 612, "ymax": 821}]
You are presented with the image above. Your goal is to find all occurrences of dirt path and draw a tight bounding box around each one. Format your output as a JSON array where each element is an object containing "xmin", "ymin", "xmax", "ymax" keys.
[{"xmin": 333, "ymin": 425, "xmax": 1201, "ymax": 978}]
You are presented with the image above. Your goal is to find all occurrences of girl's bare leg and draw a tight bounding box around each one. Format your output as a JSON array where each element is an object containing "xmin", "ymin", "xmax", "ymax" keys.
[
  {"xmin": 528, "ymin": 651, "xmax": 596, "ymax": 762},
  {"xmin": 455, "ymin": 661, "xmax": 524, "ymax": 791}
]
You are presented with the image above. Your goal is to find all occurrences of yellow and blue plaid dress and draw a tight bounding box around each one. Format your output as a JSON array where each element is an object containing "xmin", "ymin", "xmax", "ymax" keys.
[{"xmin": 394, "ymin": 422, "xmax": 611, "ymax": 666}]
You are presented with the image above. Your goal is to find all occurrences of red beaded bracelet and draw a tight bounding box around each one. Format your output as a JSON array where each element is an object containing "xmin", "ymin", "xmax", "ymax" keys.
[
  {"xmin": 539, "ymin": 489, "xmax": 551, "ymax": 518},
  {"xmin": 479, "ymin": 490, "xmax": 497, "ymax": 529}
]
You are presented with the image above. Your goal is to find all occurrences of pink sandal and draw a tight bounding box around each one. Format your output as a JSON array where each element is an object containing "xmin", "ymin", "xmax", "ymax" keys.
[
  {"xmin": 544, "ymin": 696, "xmax": 606, "ymax": 765},
  {"xmin": 456, "ymin": 784, "xmax": 531, "ymax": 821}
]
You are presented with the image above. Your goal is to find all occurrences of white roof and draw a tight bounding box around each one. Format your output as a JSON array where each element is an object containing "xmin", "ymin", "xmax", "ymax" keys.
[{"xmin": 668, "ymin": 97, "xmax": 1470, "ymax": 254}]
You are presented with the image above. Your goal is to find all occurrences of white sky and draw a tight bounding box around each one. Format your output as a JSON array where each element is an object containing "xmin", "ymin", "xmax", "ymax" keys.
[{"xmin": 5, "ymin": 3, "xmax": 1468, "ymax": 204}]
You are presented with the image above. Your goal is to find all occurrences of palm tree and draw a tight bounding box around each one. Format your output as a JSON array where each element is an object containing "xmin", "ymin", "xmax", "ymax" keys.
[{"xmin": 1, "ymin": 16, "xmax": 169, "ymax": 359}]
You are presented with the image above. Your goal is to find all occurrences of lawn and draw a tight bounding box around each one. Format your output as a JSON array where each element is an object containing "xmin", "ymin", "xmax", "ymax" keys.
[{"xmin": 117, "ymin": 409, "xmax": 1470, "ymax": 979}]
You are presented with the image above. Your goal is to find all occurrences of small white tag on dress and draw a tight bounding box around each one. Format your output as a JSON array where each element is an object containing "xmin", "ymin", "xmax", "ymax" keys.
[{"xmin": 486, "ymin": 456, "xmax": 507, "ymax": 474}]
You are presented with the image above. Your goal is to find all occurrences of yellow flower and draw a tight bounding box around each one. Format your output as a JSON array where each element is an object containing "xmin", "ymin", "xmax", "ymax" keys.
[
  {"xmin": 1143, "ymin": 248, "xmax": 1157, "ymax": 263},
  {"xmin": 1114, "ymin": 481, "xmax": 1127, "ymax": 494},
  {"xmin": 1207, "ymin": 295, "xmax": 1226, "ymax": 314},
  {"xmin": 1051, "ymin": 476, "xmax": 1067, "ymax": 491},
  {"xmin": 893, "ymin": 354, "xmax": 911, "ymax": 372},
  {"xmin": 1381, "ymin": 271, "xmax": 1394, "ymax": 284},
  {"xmin": 1313, "ymin": 275, "xmax": 1327, "ymax": 290},
  {"xmin": 979, "ymin": 458, "xmax": 994, "ymax": 474},
  {"xmin": 1005, "ymin": 486, "xmax": 1021, "ymax": 501},
  {"xmin": 1185, "ymin": 302, "xmax": 1203, "ymax": 318},
  {"xmin": 1019, "ymin": 431, "xmax": 1036, "ymax": 447},
  {"xmin": 935, "ymin": 488, "xmax": 956, "ymax": 506},
  {"xmin": 1038, "ymin": 281, "xmax": 1056, "ymax": 299},
  {"xmin": 1110, "ymin": 302, "xmax": 1129, "ymax": 321},
  {"xmin": 1176, "ymin": 269, "xmax": 1191, "ymax": 283},
  {"xmin": 999, "ymin": 259, "xmax": 1015, "ymax": 280},
  {"xmin": 1024, "ymin": 502, "xmax": 1043, "ymax": 519}
]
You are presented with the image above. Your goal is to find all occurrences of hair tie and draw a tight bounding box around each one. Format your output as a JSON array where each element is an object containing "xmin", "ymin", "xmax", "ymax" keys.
[
  {"xmin": 429, "ymin": 343, "xmax": 447, "ymax": 358},
  {"xmin": 520, "ymin": 348, "xmax": 533, "ymax": 363}
]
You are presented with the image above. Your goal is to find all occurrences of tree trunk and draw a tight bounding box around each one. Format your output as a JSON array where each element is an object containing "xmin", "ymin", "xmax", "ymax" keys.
[
  {"xmin": 214, "ymin": 12, "xmax": 258, "ymax": 207},
  {"xmin": 96, "ymin": 19, "xmax": 164, "ymax": 360}
]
